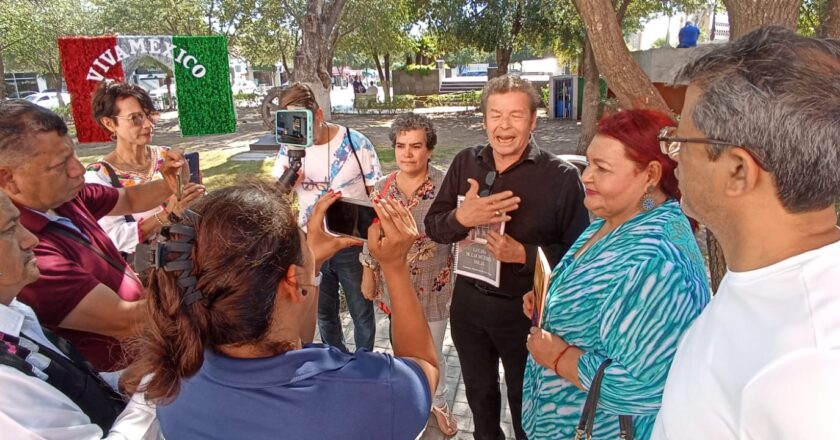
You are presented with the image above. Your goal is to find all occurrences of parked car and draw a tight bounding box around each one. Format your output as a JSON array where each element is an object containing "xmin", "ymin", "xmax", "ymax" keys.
[
  {"xmin": 7, "ymin": 90, "xmax": 37, "ymax": 99},
  {"xmin": 232, "ymin": 80, "xmax": 257, "ymax": 95},
  {"xmin": 25, "ymin": 92, "xmax": 71, "ymax": 109}
]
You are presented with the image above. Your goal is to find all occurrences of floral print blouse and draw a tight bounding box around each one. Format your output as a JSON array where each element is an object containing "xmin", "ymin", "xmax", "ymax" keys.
[{"xmin": 360, "ymin": 165, "xmax": 454, "ymax": 321}]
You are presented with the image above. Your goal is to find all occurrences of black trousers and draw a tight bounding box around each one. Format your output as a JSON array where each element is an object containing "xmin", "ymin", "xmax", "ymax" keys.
[{"xmin": 450, "ymin": 276, "xmax": 530, "ymax": 440}]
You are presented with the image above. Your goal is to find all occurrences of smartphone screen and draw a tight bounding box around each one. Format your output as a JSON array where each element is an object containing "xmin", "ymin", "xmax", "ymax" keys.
[
  {"xmin": 324, "ymin": 198, "xmax": 378, "ymax": 241},
  {"xmin": 184, "ymin": 152, "xmax": 201, "ymax": 184},
  {"xmin": 276, "ymin": 109, "xmax": 313, "ymax": 147}
]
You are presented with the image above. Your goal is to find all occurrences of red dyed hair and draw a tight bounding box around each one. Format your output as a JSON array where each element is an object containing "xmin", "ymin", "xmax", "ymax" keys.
[{"xmin": 596, "ymin": 109, "xmax": 680, "ymax": 200}]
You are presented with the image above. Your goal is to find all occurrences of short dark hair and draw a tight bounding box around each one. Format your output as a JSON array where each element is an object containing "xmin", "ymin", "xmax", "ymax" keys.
[
  {"xmin": 0, "ymin": 99, "xmax": 68, "ymax": 166},
  {"xmin": 389, "ymin": 113, "xmax": 437, "ymax": 150},
  {"xmin": 674, "ymin": 25, "xmax": 840, "ymax": 213},
  {"xmin": 480, "ymin": 75, "xmax": 541, "ymax": 114},
  {"xmin": 91, "ymin": 80, "xmax": 157, "ymax": 130},
  {"xmin": 280, "ymin": 83, "xmax": 319, "ymax": 111}
]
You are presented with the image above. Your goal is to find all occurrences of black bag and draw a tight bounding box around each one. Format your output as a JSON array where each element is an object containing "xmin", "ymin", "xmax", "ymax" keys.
[{"xmin": 575, "ymin": 359, "xmax": 634, "ymax": 440}]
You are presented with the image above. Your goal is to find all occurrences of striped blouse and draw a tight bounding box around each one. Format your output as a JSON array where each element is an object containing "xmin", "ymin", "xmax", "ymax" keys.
[{"xmin": 522, "ymin": 200, "xmax": 710, "ymax": 439}]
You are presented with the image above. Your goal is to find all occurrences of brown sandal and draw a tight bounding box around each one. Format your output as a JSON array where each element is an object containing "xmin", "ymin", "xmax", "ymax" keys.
[{"xmin": 431, "ymin": 402, "xmax": 459, "ymax": 437}]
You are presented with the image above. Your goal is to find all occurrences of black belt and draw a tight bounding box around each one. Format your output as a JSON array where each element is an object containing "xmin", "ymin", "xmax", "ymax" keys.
[{"xmin": 461, "ymin": 277, "xmax": 520, "ymax": 299}]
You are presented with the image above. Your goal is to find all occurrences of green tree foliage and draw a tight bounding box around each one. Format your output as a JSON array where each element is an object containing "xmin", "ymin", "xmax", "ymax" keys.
[
  {"xmin": 92, "ymin": 0, "xmax": 258, "ymax": 47},
  {"xmin": 336, "ymin": 0, "xmax": 417, "ymax": 100},
  {"xmin": 235, "ymin": 0, "xmax": 302, "ymax": 75},
  {"xmin": 423, "ymin": 0, "xmax": 556, "ymax": 74},
  {"xmin": 1, "ymin": 0, "xmax": 95, "ymax": 95}
]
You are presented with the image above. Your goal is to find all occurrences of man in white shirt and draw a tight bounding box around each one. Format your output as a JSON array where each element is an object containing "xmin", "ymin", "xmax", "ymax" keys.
[
  {"xmin": 653, "ymin": 26, "xmax": 840, "ymax": 439},
  {"xmin": 0, "ymin": 192, "xmax": 160, "ymax": 439},
  {"xmin": 271, "ymin": 83, "xmax": 382, "ymax": 352}
]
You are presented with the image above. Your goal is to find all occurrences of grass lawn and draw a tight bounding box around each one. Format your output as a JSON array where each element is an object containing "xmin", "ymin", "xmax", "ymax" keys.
[{"xmin": 78, "ymin": 145, "xmax": 408, "ymax": 192}]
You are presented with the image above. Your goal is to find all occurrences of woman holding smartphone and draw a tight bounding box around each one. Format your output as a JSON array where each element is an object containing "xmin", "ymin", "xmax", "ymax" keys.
[
  {"xmin": 359, "ymin": 113, "xmax": 459, "ymax": 436},
  {"xmin": 85, "ymin": 80, "xmax": 204, "ymax": 256}
]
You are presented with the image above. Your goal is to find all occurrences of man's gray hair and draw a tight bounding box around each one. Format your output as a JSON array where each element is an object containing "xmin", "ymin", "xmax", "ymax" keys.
[
  {"xmin": 674, "ymin": 25, "xmax": 840, "ymax": 213},
  {"xmin": 0, "ymin": 99, "xmax": 68, "ymax": 166},
  {"xmin": 480, "ymin": 75, "xmax": 541, "ymax": 114},
  {"xmin": 389, "ymin": 113, "xmax": 437, "ymax": 150}
]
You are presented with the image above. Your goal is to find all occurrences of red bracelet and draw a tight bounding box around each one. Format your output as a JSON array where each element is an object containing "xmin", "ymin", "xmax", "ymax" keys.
[{"xmin": 552, "ymin": 344, "xmax": 575, "ymax": 376}]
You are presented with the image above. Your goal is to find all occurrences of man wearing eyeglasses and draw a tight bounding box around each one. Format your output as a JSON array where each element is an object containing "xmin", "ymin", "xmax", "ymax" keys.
[
  {"xmin": 652, "ymin": 26, "xmax": 840, "ymax": 439},
  {"xmin": 426, "ymin": 75, "xmax": 589, "ymax": 440},
  {"xmin": 0, "ymin": 99, "xmax": 188, "ymax": 371}
]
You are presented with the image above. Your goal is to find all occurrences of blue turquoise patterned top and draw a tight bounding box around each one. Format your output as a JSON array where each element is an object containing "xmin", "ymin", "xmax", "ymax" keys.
[{"xmin": 522, "ymin": 200, "xmax": 710, "ymax": 440}]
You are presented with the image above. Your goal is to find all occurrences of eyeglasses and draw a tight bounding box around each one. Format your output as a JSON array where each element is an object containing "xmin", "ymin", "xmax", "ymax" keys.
[
  {"xmin": 114, "ymin": 112, "xmax": 161, "ymax": 127},
  {"xmin": 479, "ymin": 171, "xmax": 497, "ymax": 197},
  {"xmin": 301, "ymin": 179, "xmax": 329, "ymax": 191},
  {"xmin": 657, "ymin": 126, "xmax": 734, "ymax": 159},
  {"xmin": 658, "ymin": 126, "xmax": 766, "ymax": 169}
]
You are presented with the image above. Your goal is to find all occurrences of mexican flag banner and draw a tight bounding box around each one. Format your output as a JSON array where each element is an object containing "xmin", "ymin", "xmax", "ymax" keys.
[{"xmin": 59, "ymin": 35, "xmax": 236, "ymax": 143}]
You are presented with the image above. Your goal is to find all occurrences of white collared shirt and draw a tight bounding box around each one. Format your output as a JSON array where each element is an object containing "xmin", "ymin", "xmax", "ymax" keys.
[{"xmin": 0, "ymin": 299, "xmax": 161, "ymax": 439}]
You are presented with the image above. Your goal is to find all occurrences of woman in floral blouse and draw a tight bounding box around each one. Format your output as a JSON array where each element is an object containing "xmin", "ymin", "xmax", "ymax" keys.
[
  {"xmin": 360, "ymin": 113, "xmax": 457, "ymax": 436},
  {"xmin": 84, "ymin": 81, "xmax": 203, "ymax": 256}
]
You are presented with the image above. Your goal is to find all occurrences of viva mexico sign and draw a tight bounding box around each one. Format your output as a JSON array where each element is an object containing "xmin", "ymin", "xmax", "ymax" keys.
[{"xmin": 59, "ymin": 35, "xmax": 236, "ymax": 143}]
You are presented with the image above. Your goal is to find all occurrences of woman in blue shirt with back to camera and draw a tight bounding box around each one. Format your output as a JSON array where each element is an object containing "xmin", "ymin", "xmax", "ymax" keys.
[
  {"xmin": 120, "ymin": 178, "xmax": 438, "ymax": 440},
  {"xmin": 522, "ymin": 109, "xmax": 711, "ymax": 439}
]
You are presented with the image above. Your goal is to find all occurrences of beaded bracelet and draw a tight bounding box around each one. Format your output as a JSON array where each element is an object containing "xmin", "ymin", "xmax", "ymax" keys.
[{"xmin": 553, "ymin": 344, "xmax": 575, "ymax": 376}]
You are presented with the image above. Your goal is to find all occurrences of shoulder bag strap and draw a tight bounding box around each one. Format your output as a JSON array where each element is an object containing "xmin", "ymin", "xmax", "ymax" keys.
[
  {"xmin": 574, "ymin": 358, "xmax": 634, "ymax": 440},
  {"xmin": 94, "ymin": 162, "xmax": 135, "ymax": 223},
  {"xmin": 576, "ymin": 359, "xmax": 612, "ymax": 440},
  {"xmin": 44, "ymin": 224, "xmax": 141, "ymax": 285},
  {"xmin": 343, "ymin": 126, "xmax": 370, "ymax": 195},
  {"xmin": 0, "ymin": 331, "xmax": 126, "ymax": 432},
  {"xmin": 380, "ymin": 171, "xmax": 398, "ymax": 196}
]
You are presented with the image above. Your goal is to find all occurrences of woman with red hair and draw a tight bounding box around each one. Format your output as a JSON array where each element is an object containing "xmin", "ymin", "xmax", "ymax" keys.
[{"xmin": 520, "ymin": 109, "xmax": 711, "ymax": 439}]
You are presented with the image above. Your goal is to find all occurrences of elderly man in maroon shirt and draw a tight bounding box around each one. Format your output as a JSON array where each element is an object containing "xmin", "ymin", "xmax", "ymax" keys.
[{"xmin": 0, "ymin": 99, "xmax": 201, "ymax": 371}]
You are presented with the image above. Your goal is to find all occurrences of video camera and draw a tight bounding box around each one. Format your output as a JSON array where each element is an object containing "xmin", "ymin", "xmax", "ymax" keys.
[{"xmin": 275, "ymin": 109, "xmax": 315, "ymax": 191}]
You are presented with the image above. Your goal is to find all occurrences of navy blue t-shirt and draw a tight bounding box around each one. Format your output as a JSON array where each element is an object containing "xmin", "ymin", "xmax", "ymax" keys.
[{"xmin": 157, "ymin": 344, "xmax": 431, "ymax": 440}]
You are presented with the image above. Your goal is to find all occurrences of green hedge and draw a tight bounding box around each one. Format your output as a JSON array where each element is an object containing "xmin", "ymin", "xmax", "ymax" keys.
[
  {"xmin": 354, "ymin": 95, "xmax": 416, "ymax": 114},
  {"xmin": 172, "ymin": 35, "xmax": 236, "ymax": 136},
  {"xmin": 396, "ymin": 63, "xmax": 437, "ymax": 76},
  {"xmin": 422, "ymin": 91, "xmax": 480, "ymax": 109}
]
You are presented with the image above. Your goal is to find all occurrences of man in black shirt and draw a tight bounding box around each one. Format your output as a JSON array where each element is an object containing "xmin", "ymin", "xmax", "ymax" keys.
[{"xmin": 426, "ymin": 76, "xmax": 589, "ymax": 440}]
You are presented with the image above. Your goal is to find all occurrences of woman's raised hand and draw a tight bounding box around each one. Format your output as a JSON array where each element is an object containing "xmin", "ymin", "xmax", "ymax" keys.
[
  {"xmin": 306, "ymin": 190, "xmax": 363, "ymax": 266},
  {"xmin": 368, "ymin": 197, "xmax": 418, "ymax": 270}
]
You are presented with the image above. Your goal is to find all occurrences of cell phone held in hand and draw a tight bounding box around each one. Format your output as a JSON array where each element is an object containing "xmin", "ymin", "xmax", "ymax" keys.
[
  {"xmin": 324, "ymin": 197, "xmax": 378, "ymax": 241},
  {"xmin": 275, "ymin": 109, "xmax": 314, "ymax": 148},
  {"xmin": 184, "ymin": 152, "xmax": 201, "ymax": 184}
]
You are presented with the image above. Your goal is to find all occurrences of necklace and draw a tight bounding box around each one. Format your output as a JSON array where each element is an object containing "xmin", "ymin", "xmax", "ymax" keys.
[{"xmin": 107, "ymin": 145, "xmax": 154, "ymax": 179}]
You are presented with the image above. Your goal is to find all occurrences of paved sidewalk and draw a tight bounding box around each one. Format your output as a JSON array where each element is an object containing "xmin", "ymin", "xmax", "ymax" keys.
[{"xmin": 316, "ymin": 309, "xmax": 518, "ymax": 439}]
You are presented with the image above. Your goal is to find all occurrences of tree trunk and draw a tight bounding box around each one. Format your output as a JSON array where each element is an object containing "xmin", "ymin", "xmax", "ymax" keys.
[
  {"xmin": 293, "ymin": 0, "xmax": 348, "ymax": 119},
  {"xmin": 383, "ymin": 53, "xmax": 392, "ymax": 103},
  {"xmin": 373, "ymin": 51, "xmax": 385, "ymax": 95},
  {"xmin": 0, "ymin": 47, "xmax": 6, "ymax": 100},
  {"xmin": 571, "ymin": 0, "xmax": 672, "ymax": 114},
  {"xmin": 818, "ymin": 0, "xmax": 840, "ymax": 38},
  {"xmin": 280, "ymin": 49, "xmax": 291, "ymax": 79},
  {"xmin": 723, "ymin": 0, "xmax": 802, "ymax": 39},
  {"xmin": 495, "ymin": 47, "xmax": 512, "ymax": 75},
  {"xmin": 577, "ymin": 36, "xmax": 600, "ymax": 155}
]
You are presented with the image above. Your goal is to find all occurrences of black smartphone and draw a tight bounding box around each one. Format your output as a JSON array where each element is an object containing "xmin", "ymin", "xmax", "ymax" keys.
[
  {"xmin": 184, "ymin": 152, "xmax": 201, "ymax": 184},
  {"xmin": 324, "ymin": 197, "xmax": 378, "ymax": 241}
]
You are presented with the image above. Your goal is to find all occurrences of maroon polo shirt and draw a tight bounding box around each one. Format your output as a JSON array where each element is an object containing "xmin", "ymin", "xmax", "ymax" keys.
[{"xmin": 17, "ymin": 183, "xmax": 144, "ymax": 371}]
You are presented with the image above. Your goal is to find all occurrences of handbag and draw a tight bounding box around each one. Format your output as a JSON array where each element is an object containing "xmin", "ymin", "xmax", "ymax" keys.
[{"xmin": 575, "ymin": 359, "xmax": 634, "ymax": 440}]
